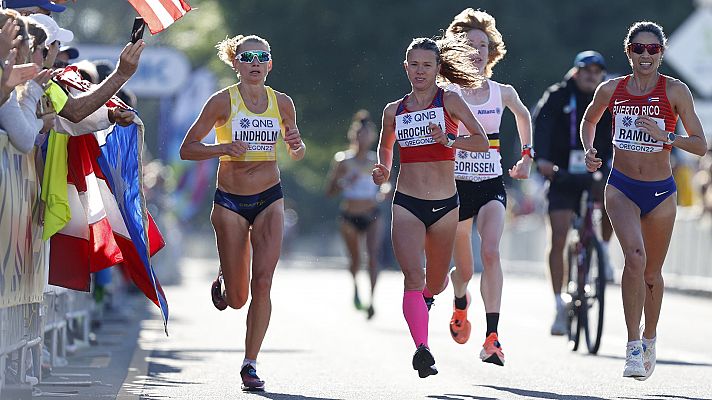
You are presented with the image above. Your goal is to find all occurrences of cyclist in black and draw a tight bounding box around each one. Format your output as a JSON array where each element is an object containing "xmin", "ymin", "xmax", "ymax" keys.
[{"xmin": 532, "ymin": 51, "xmax": 613, "ymax": 336}]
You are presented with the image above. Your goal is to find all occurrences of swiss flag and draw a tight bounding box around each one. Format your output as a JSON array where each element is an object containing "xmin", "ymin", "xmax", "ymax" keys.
[{"xmin": 127, "ymin": 0, "xmax": 192, "ymax": 34}]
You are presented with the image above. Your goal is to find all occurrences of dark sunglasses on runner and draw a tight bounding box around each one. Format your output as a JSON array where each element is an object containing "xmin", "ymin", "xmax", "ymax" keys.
[
  {"xmin": 237, "ymin": 50, "xmax": 271, "ymax": 63},
  {"xmin": 628, "ymin": 43, "xmax": 663, "ymax": 55}
]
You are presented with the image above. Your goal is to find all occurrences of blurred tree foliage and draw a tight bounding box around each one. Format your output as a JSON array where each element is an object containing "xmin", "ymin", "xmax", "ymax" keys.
[{"xmin": 58, "ymin": 0, "xmax": 696, "ymax": 231}]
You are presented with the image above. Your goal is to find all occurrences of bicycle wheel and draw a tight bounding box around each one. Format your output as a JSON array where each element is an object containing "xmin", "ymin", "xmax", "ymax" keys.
[
  {"xmin": 582, "ymin": 238, "xmax": 606, "ymax": 354},
  {"xmin": 566, "ymin": 242, "xmax": 581, "ymax": 351}
]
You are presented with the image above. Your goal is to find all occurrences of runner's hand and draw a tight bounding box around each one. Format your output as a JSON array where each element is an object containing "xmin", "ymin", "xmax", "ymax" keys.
[
  {"xmin": 221, "ymin": 140, "xmax": 248, "ymax": 158},
  {"xmin": 427, "ymin": 122, "xmax": 446, "ymax": 145},
  {"xmin": 508, "ymin": 156, "xmax": 532, "ymax": 179},
  {"xmin": 585, "ymin": 148, "xmax": 602, "ymax": 172},
  {"xmin": 372, "ymin": 163, "xmax": 390, "ymax": 185},
  {"xmin": 284, "ymin": 127, "xmax": 302, "ymax": 150},
  {"xmin": 634, "ymin": 116, "xmax": 667, "ymax": 142}
]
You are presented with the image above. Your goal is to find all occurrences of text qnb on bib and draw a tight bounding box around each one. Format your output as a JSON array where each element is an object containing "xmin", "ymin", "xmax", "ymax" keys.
[
  {"xmin": 454, "ymin": 147, "xmax": 503, "ymax": 182},
  {"xmin": 395, "ymin": 107, "xmax": 446, "ymax": 148}
]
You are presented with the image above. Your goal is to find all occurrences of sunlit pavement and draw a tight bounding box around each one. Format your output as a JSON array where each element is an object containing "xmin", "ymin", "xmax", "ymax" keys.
[{"xmin": 38, "ymin": 256, "xmax": 712, "ymax": 399}]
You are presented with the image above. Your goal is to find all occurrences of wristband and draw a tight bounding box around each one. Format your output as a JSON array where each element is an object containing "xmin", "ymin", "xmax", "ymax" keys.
[{"xmin": 521, "ymin": 144, "xmax": 535, "ymax": 158}]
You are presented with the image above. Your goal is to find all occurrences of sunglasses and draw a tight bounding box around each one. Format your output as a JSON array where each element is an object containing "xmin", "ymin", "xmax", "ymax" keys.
[
  {"xmin": 628, "ymin": 43, "xmax": 663, "ymax": 55},
  {"xmin": 236, "ymin": 50, "xmax": 271, "ymax": 63}
]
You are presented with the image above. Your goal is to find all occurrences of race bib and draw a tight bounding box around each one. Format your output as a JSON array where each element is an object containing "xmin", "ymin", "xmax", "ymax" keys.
[
  {"xmin": 568, "ymin": 150, "xmax": 587, "ymax": 174},
  {"xmin": 612, "ymin": 114, "xmax": 665, "ymax": 153},
  {"xmin": 395, "ymin": 107, "xmax": 446, "ymax": 148},
  {"xmin": 454, "ymin": 148, "xmax": 502, "ymax": 182},
  {"xmin": 232, "ymin": 113, "xmax": 282, "ymax": 153}
]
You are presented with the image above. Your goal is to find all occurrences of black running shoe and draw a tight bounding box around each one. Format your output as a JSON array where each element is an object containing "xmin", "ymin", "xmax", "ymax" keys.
[
  {"xmin": 412, "ymin": 344, "xmax": 438, "ymax": 378},
  {"xmin": 211, "ymin": 270, "xmax": 227, "ymax": 311},
  {"xmin": 424, "ymin": 296, "xmax": 435, "ymax": 311},
  {"xmin": 240, "ymin": 364, "xmax": 265, "ymax": 391},
  {"xmin": 366, "ymin": 305, "xmax": 375, "ymax": 320}
]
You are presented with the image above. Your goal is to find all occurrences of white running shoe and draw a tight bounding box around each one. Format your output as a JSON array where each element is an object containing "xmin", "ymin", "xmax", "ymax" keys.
[
  {"xmin": 623, "ymin": 341, "xmax": 646, "ymax": 378},
  {"xmin": 550, "ymin": 302, "xmax": 568, "ymax": 336},
  {"xmin": 635, "ymin": 327, "xmax": 657, "ymax": 381}
]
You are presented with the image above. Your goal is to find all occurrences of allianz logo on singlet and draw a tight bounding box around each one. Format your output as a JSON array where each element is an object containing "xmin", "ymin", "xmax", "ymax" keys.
[{"xmin": 477, "ymin": 108, "xmax": 501, "ymax": 115}]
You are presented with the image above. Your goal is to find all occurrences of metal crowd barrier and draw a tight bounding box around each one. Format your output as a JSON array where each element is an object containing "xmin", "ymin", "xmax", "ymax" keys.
[{"xmin": 0, "ymin": 303, "xmax": 42, "ymax": 390}]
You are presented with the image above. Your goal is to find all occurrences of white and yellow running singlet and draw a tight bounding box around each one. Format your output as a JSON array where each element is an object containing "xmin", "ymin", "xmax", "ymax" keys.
[{"xmin": 215, "ymin": 84, "xmax": 285, "ymax": 162}]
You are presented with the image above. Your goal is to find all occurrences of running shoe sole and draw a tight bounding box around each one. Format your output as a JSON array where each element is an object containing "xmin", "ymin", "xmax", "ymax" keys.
[
  {"xmin": 211, "ymin": 277, "xmax": 227, "ymax": 311},
  {"xmin": 241, "ymin": 383, "xmax": 265, "ymax": 392},
  {"xmin": 480, "ymin": 350, "xmax": 504, "ymax": 366},
  {"xmin": 412, "ymin": 345, "xmax": 438, "ymax": 378}
]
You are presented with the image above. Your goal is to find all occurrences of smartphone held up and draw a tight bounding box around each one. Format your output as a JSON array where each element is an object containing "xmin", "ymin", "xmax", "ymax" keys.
[{"xmin": 131, "ymin": 17, "xmax": 145, "ymax": 43}]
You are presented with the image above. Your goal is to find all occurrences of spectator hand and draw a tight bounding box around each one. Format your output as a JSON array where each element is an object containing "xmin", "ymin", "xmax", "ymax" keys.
[
  {"xmin": 116, "ymin": 40, "xmax": 146, "ymax": 80},
  {"xmin": 0, "ymin": 19, "xmax": 19, "ymax": 62},
  {"xmin": 110, "ymin": 108, "xmax": 136, "ymax": 126},
  {"xmin": 32, "ymin": 69, "xmax": 52, "ymax": 88}
]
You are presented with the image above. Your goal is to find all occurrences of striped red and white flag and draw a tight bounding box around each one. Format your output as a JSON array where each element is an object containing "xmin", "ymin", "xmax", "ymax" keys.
[{"xmin": 127, "ymin": 0, "xmax": 192, "ymax": 34}]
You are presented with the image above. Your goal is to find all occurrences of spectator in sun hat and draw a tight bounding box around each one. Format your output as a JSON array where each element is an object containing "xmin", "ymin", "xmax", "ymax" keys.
[{"xmin": 53, "ymin": 45, "xmax": 78, "ymax": 68}]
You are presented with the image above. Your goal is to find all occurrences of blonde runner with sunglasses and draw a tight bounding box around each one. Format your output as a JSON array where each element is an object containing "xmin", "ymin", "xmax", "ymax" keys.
[{"xmin": 179, "ymin": 34, "xmax": 306, "ymax": 392}]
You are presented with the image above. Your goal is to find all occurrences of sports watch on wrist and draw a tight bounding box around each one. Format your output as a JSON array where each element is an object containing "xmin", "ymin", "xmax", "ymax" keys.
[
  {"xmin": 445, "ymin": 133, "xmax": 457, "ymax": 148},
  {"xmin": 666, "ymin": 131, "xmax": 676, "ymax": 144},
  {"xmin": 521, "ymin": 144, "xmax": 535, "ymax": 158}
]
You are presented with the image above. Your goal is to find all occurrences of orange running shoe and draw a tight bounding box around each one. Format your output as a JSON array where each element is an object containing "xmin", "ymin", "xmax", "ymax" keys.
[
  {"xmin": 480, "ymin": 332, "xmax": 505, "ymax": 366},
  {"xmin": 449, "ymin": 291, "xmax": 471, "ymax": 344}
]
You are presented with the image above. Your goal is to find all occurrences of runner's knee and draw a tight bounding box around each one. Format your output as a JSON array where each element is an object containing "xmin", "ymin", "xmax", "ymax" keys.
[
  {"xmin": 480, "ymin": 244, "xmax": 500, "ymax": 268},
  {"xmin": 250, "ymin": 274, "xmax": 274, "ymax": 298},
  {"xmin": 623, "ymin": 247, "xmax": 646, "ymax": 274}
]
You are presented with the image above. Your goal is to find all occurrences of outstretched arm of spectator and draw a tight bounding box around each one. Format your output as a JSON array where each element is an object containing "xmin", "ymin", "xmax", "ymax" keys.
[
  {"xmin": 59, "ymin": 40, "xmax": 145, "ymax": 123},
  {"xmin": 0, "ymin": 91, "xmax": 43, "ymax": 153}
]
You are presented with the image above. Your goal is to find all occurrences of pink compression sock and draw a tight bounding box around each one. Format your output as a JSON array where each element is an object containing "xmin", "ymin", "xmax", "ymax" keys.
[{"xmin": 403, "ymin": 290, "xmax": 429, "ymax": 348}]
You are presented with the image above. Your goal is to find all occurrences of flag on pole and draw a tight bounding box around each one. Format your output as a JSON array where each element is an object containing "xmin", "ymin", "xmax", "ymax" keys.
[{"xmin": 127, "ymin": 0, "xmax": 192, "ymax": 34}]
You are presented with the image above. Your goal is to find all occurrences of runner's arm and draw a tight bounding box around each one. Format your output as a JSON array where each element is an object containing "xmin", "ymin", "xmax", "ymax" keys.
[
  {"xmin": 276, "ymin": 92, "xmax": 305, "ymax": 161},
  {"xmin": 179, "ymin": 91, "xmax": 239, "ymax": 161},
  {"xmin": 443, "ymin": 91, "xmax": 488, "ymax": 152},
  {"xmin": 581, "ymin": 81, "xmax": 615, "ymax": 172},
  {"xmin": 502, "ymin": 84, "xmax": 533, "ymax": 178},
  {"xmin": 373, "ymin": 102, "xmax": 397, "ymax": 185},
  {"xmin": 669, "ymin": 81, "xmax": 707, "ymax": 156}
]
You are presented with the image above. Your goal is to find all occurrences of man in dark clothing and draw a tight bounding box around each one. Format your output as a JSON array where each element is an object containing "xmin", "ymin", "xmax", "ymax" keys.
[{"xmin": 532, "ymin": 50, "xmax": 613, "ymax": 336}]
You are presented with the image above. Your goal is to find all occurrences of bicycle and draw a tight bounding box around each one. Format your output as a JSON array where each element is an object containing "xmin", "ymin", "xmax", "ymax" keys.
[{"xmin": 565, "ymin": 175, "xmax": 607, "ymax": 355}]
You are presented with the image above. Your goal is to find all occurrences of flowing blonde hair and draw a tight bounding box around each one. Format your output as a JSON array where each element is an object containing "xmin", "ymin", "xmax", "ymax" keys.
[{"xmin": 446, "ymin": 8, "xmax": 506, "ymax": 78}]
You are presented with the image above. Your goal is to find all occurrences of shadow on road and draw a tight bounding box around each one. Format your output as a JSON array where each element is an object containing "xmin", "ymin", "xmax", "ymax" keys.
[
  {"xmin": 249, "ymin": 392, "xmax": 343, "ymax": 400},
  {"xmin": 478, "ymin": 385, "xmax": 608, "ymax": 400},
  {"xmin": 427, "ymin": 394, "xmax": 499, "ymax": 400},
  {"xmin": 620, "ymin": 396, "xmax": 712, "ymax": 400}
]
